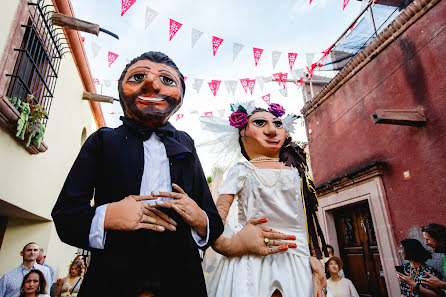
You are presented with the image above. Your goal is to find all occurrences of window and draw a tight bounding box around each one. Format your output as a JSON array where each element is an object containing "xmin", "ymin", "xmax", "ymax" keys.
[{"xmin": 5, "ymin": 1, "xmax": 66, "ymax": 132}]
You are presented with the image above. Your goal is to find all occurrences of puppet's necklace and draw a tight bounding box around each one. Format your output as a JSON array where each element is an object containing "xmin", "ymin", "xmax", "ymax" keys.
[
  {"xmin": 252, "ymin": 162, "xmax": 283, "ymax": 187},
  {"xmin": 249, "ymin": 156, "xmax": 280, "ymax": 163}
]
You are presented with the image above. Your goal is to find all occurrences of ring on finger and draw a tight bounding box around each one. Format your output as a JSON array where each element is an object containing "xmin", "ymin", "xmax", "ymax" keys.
[
  {"xmin": 264, "ymin": 237, "xmax": 270, "ymax": 246},
  {"xmin": 145, "ymin": 217, "xmax": 156, "ymax": 224}
]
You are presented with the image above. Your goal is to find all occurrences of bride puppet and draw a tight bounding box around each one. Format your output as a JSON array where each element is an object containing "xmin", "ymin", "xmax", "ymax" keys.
[{"xmin": 202, "ymin": 101, "xmax": 329, "ymax": 297}]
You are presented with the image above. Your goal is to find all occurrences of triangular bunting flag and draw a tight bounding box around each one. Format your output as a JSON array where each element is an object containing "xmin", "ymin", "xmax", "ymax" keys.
[
  {"xmin": 309, "ymin": 0, "xmax": 313, "ymax": 5},
  {"xmin": 280, "ymin": 72, "xmax": 288, "ymax": 89},
  {"xmin": 233, "ymin": 43, "xmax": 244, "ymax": 61},
  {"xmin": 103, "ymin": 80, "xmax": 111, "ymax": 87},
  {"xmin": 212, "ymin": 36, "xmax": 224, "ymax": 56},
  {"xmin": 191, "ymin": 28, "xmax": 203, "ymax": 48},
  {"xmin": 343, "ymin": 0, "xmax": 351, "ymax": 10},
  {"xmin": 253, "ymin": 48, "xmax": 263, "ymax": 67},
  {"xmin": 121, "ymin": 0, "xmax": 136, "ymax": 16},
  {"xmin": 288, "ymin": 53, "xmax": 298, "ymax": 71},
  {"xmin": 247, "ymin": 79, "xmax": 256, "ymax": 95},
  {"xmin": 272, "ymin": 51, "xmax": 281, "ymax": 69},
  {"xmin": 93, "ymin": 78, "xmax": 100, "ymax": 85},
  {"xmin": 145, "ymin": 7, "xmax": 159, "ymax": 29},
  {"xmin": 256, "ymin": 76, "xmax": 265, "ymax": 91},
  {"xmin": 204, "ymin": 111, "xmax": 213, "ymax": 117},
  {"xmin": 169, "ymin": 19, "xmax": 182, "ymax": 41},
  {"xmin": 305, "ymin": 53, "xmax": 314, "ymax": 67},
  {"xmin": 229, "ymin": 80, "xmax": 237, "ymax": 96},
  {"xmin": 208, "ymin": 80, "xmax": 221, "ymax": 96},
  {"xmin": 240, "ymin": 78, "xmax": 249, "ymax": 94},
  {"xmin": 108, "ymin": 51, "xmax": 118, "ymax": 67},
  {"xmin": 184, "ymin": 76, "xmax": 187, "ymax": 82},
  {"xmin": 224, "ymin": 81, "xmax": 232, "ymax": 95},
  {"xmin": 262, "ymin": 94, "xmax": 271, "ymax": 105},
  {"xmin": 294, "ymin": 78, "xmax": 304, "ymax": 88},
  {"xmin": 273, "ymin": 73, "xmax": 282, "ymax": 87},
  {"xmin": 193, "ymin": 78, "xmax": 204, "ymax": 93},
  {"xmin": 176, "ymin": 114, "xmax": 184, "ymax": 121},
  {"xmin": 279, "ymin": 87, "xmax": 288, "ymax": 97},
  {"xmin": 81, "ymin": 37, "xmax": 85, "ymax": 42},
  {"xmin": 91, "ymin": 41, "xmax": 101, "ymax": 58},
  {"xmin": 218, "ymin": 109, "xmax": 225, "ymax": 117}
]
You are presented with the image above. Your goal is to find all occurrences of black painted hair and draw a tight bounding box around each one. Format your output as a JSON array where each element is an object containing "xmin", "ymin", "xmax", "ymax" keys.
[
  {"xmin": 117, "ymin": 51, "xmax": 186, "ymax": 113},
  {"xmin": 422, "ymin": 223, "xmax": 446, "ymax": 244},
  {"xmin": 401, "ymin": 238, "xmax": 432, "ymax": 263}
]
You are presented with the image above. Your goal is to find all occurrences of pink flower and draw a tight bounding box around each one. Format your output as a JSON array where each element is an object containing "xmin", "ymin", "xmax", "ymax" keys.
[
  {"xmin": 268, "ymin": 103, "xmax": 285, "ymax": 117},
  {"xmin": 229, "ymin": 110, "xmax": 248, "ymax": 128}
]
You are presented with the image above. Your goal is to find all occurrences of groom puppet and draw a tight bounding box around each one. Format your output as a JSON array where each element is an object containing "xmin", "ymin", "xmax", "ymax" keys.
[{"xmin": 52, "ymin": 52, "xmax": 224, "ymax": 297}]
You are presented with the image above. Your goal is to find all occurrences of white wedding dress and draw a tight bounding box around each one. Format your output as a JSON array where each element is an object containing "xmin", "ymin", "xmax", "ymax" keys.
[{"xmin": 206, "ymin": 160, "xmax": 313, "ymax": 297}]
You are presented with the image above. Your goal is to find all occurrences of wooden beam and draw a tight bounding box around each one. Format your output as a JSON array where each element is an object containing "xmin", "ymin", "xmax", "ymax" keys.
[
  {"xmin": 51, "ymin": 12, "xmax": 100, "ymax": 36},
  {"xmin": 371, "ymin": 109, "xmax": 426, "ymax": 126},
  {"xmin": 82, "ymin": 91, "xmax": 115, "ymax": 104}
]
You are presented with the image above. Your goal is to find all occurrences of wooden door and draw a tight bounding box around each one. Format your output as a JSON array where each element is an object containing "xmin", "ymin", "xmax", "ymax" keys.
[{"xmin": 333, "ymin": 202, "xmax": 388, "ymax": 297}]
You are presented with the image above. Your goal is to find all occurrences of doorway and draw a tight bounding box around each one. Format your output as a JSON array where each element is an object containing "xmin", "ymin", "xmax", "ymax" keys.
[{"xmin": 333, "ymin": 202, "xmax": 388, "ymax": 297}]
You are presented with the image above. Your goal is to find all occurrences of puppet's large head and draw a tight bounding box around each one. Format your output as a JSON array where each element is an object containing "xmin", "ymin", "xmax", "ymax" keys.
[
  {"xmin": 228, "ymin": 102, "xmax": 300, "ymax": 160},
  {"xmin": 118, "ymin": 51, "xmax": 186, "ymax": 127}
]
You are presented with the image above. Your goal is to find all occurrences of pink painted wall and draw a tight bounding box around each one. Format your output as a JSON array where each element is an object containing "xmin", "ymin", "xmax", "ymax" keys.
[{"xmin": 305, "ymin": 1, "xmax": 446, "ymax": 244}]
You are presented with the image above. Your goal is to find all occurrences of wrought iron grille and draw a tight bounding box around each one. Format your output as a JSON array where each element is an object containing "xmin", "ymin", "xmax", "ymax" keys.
[{"xmin": 6, "ymin": 0, "xmax": 68, "ymax": 127}]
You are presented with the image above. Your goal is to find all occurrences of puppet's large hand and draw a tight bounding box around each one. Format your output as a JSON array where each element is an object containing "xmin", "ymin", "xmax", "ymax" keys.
[
  {"xmin": 151, "ymin": 184, "xmax": 208, "ymax": 237},
  {"xmin": 212, "ymin": 218, "xmax": 297, "ymax": 257},
  {"xmin": 104, "ymin": 195, "xmax": 177, "ymax": 232},
  {"xmin": 310, "ymin": 256, "xmax": 327, "ymax": 297}
]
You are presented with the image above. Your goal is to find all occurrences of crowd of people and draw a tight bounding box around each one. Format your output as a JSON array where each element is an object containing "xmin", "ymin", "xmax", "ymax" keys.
[{"xmin": 1, "ymin": 51, "xmax": 444, "ymax": 297}]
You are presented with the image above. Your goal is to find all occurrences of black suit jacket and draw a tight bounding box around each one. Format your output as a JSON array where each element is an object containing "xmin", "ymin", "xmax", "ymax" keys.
[{"xmin": 52, "ymin": 123, "xmax": 224, "ymax": 297}]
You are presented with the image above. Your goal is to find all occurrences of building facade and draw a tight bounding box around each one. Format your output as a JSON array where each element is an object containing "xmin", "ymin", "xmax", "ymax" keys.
[
  {"xmin": 0, "ymin": 0, "xmax": 104, "ymax": 279},
  {"xmin": 302, "ymin": 0, "xmax": 446, "ymax": 296}
]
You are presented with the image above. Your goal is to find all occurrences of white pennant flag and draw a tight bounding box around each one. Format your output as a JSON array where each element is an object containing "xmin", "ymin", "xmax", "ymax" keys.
[
  {"xmin": 145, "ymin": 7, "xmax": 159, "ymax": 29},
  {"xmin": 279, "ymin": 87, "xmax": 288, "ymax": 97},
  {"xmin": 103, "ymin": 80, "xmax": 111, "ymax": 87},
  {"xmin": 218, "ymin": 109, "xmax": 225, "ymax": 117},
  {"xmin": 290, "ymin": 68, "xmax": 305, "ymax": 80},
  {"xmin": 193, "ymin": 78, "xmax": 204, "ymax": 93},
  {"xmin": 233, "ymin": 43, "xmax": 244, "ymax": 61},
  {"xmin": 272, "ymin": 51, "xmax": 281, "ymax": 69},
  {"xmin": 191, "ymin": 28, "xmax": 203, "ymax": 48},
  {"xmin": 224, "ymin": 81, "xmax": 233, "ymax": 95},
  {"xmin": 256, "ymin": 76, "xmax": 265, "ymax": 91},
  {"xmin": 229, "ymin": 80, "xmax": 237, "ymax": 96},
  {"xmin": 91, "ymin": 41, "xmax": 101, "ymax": 58},
  {"xmin": 305, "ymin": 53, "xmax": 314, "ymax": 67}
]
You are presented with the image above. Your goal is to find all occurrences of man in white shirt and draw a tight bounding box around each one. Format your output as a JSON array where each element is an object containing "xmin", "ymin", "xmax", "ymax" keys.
[{"xmin": 0, "ymin": 242, "xmax": 51, "ymax": 297}]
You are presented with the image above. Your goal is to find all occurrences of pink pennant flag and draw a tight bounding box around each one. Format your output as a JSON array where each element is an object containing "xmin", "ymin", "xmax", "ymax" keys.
[
  {"xmin": 204, "ymin": 111, "xmax": 213, "ymax": 117},
  {"xmin": 110, "ymin": 112, "xmax": 116, "ymax": 115},
  {"xmin": 176, "ymin": 114, "xmax": 184, "ymax": 121},
  {"xmin": 309, "ymin": 0, "xmax": 313, "ymax": 4},
  {"xmin": 212, "ymin": 36, "xmax": 224, "ymax": 56},
  {"xmin": 280, "ymin": 72, "xmax": 288, "ymax": 89},
  {"xmin": 343, "ymin": 0, "xmax": 351, "ymax": 10},
  {"xmin": 349, "ymin": 21, "xmax": 357, "ymax": 32},
  {"xmin": 184, "ymin": 76, "xmax": 187, "ymax": 82},
  {"xmin": 288, "ymin": 53, "xmax": 298, "ymax": 71},
  {"xmin": 108, "ymin": 51, "xmax": 118, "ymax": 67},
  {"xmin": 253, "ymin": 48, "xmax": 264, "ymax": 67},
  {"xmin": 273, "ymin": 73, "xmax": 282, "ymax": 87},
  {"xmin": 93, "ymin": 78, "xmax": 100, "ymax": 85},
  {"xmin": 321, "ymin": 44, "xmax": 334, "ymax": 61},
  {"xmin": 81, "ymin": 37, "xmax": 85, "ymax": 43},
  {"xmin": 169, "ymin": 19, "xmax": 183, "ymax": 41},
  {"xmin": 240, "ymin": 78, "xmax": 249, "ymax": 94},
  {"xmin": 294, "ymin": 78, "xmax": 304, "ymax": 88},
  {"xmin": 208, "ymin": 80, "xmax": 221, "ymax": 96},
  {"xmin": 121, "ymin": 0, "xmax": 136, "ymax": 16},
  {"xmin": 247, "ymin": 79, "xmax": 256, "ymax": 95},
  {"xmin": 262, "ymin": 94, "xmax": 271, "ymax": 105}
]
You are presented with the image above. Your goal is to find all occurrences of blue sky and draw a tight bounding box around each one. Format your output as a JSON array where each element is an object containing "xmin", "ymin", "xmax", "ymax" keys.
[{"xmin": 71, "ymin": 0, "xmax": 363, "ymax": 173}]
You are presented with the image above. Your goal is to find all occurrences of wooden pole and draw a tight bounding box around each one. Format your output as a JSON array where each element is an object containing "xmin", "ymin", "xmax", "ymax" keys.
[
  {"xmin": 82, "ymin": 91, "xmax": 115, "ymax": 104},
  {"xmin": 52, "ymin": 12, "xmax": 100, "ymax": 36}
]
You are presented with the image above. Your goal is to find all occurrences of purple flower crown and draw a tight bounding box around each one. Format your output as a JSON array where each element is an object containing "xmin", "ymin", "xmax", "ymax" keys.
[{"xmin": 229, "ymin": 103, "xmax": 286, "ymax": 129}]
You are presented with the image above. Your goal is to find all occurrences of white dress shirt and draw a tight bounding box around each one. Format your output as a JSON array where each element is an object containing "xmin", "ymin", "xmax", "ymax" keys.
[{"xmin": 89, "ymin": 133, "xmax": 209, "ymax": 249}]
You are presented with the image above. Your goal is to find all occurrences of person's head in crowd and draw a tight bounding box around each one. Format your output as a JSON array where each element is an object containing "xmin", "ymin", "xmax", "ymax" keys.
[
  {"xmin": 36, "ymin": 248, "xmax": 46, "ymax": 265},
  {"xmin": 325, "ymin": 256, "xmax": 343, "ymax": 279},
  {"xmin": 117, "ymin": 51, "xmax": 185, "ymax": 128},
  {"xmin": 326, "ymin": 245, "xmax": 335, "ymax": 257},
  {"xmin": 68, "ymin": 258, "xmax": 83, "ymax": 278},
  {"xmin": 422, "ymin": 223, "xmax": 446, "ymax": 253},
  {"xmin": 399, "ymin": 238, "xmax": 432, "ymax": 263},
  {"xmin": 19, "ymin": 269, "xmax": 47, "ymax": 297},
  {"xmin": 20, "ymin": 242, "xmax": 40, "ymax": 266}
]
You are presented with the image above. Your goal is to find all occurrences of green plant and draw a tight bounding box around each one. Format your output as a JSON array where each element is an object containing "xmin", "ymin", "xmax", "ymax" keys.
[
  {"xmin": 15, "ymin": 94, "xmax": 47, "ymax": 148},
  {"xmin": 206, "ymin": 176, "xmax": 213, "ymax": 185}
]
